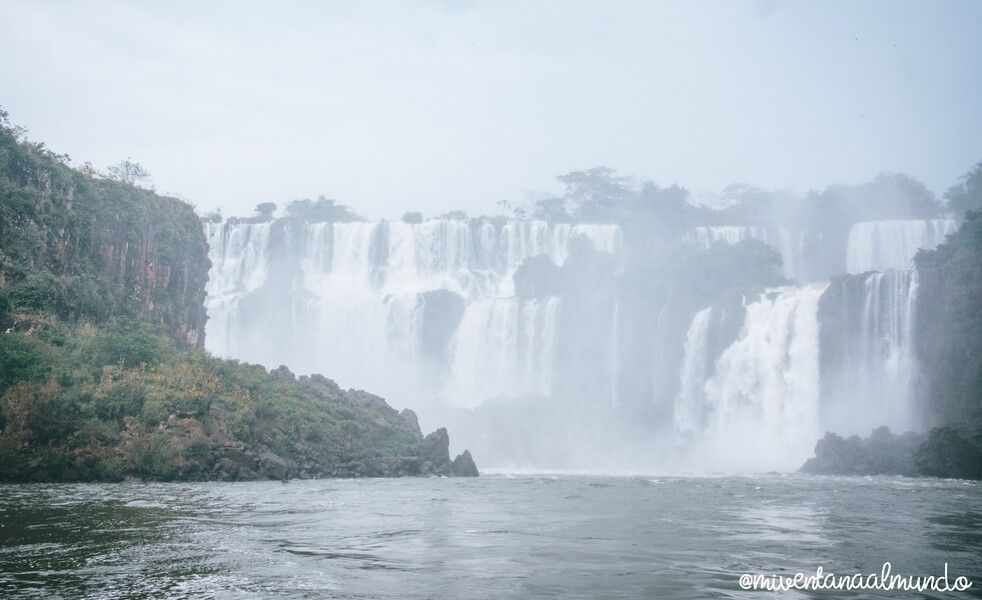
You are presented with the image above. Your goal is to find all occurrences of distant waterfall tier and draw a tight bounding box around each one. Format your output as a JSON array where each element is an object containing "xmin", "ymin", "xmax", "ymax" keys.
[
  {"xmin": 845, "ymin": 219, "xmax": 955, "ymax": 273},
  {"xmin": 206, "ymin": 219, "xmax": 621, "ymax": 301},
  {"xmin": 685, "ymin": 225, "xmax": 798, "ymax": 280},
  {"xmin": 203, "ymin": 218, "xmax": 621, "ymax": 411},
  {"xmin": 818, "ymin": 269, "xmax": 919, "ymax": 435}
]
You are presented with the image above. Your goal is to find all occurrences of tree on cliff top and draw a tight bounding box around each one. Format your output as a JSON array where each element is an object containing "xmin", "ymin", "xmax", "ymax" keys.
[
  {"xmin": 945, "ymin": 161, "xmax": 982, "ymax": 219},
  {"xmin": 255, "ymin": 202, "xmax": 277, "ymax": 222},
  {"xmin": 402, "ymin": 211, "xmax": 424, "ymax": 224},
  {"xmin": 285, "ymin": 196, "xmax": 362, "ymax": 222},
  {"xmin": 107, "ymin": 159, "xmax": 152, "ymax": 189}
]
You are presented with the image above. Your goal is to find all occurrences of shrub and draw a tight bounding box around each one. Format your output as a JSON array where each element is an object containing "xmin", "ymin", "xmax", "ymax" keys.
[{"xmin": 0, "ymin": 334, "xmax": 52, "ymax": 395}]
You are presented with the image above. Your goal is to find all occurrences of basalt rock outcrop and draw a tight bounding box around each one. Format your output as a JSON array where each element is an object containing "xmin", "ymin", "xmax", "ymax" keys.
[{"xmin": 410, "ymin": 427, "xmax": 479, "ymax": 477}]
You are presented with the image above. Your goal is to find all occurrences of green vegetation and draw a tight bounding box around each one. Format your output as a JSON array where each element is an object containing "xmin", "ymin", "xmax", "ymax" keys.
[
  {"xmin": 914, "ymin": 210, "xmax": 982, "ymax": 431},
  {"xmin": 520, "ymin": 167, "xmax": 942, "ymax": 228},
  {"xmin": 801, "ymin": 426, "xmax": 982, "ymax": 480},
  {"xmin": 283, "ymin": 196, "xmax": 362, "ymax": 222},
  {"xmin": 944, "ymin": 162, "xmax": 982, "ymax": 219},
  {"xmin": 915, "ymin": 427, "xmax": 982, "ymax": 480},
  {"xmin": 402, "ymin": 211, "xmax": 424, "ymax": 224},
  {"xmin": 0, "ymin": 108, "xmax": 208, "ymax": 347},
  {"xmin": 0, "ymin": 111, "xmax": 470, "ymax": 482},
  {"xmin": 0, "ymin": 317, "xmax": 423, "ymax": 482}
]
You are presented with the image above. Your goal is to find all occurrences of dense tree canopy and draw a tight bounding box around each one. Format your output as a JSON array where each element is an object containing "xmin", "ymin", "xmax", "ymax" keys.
[{"xmin": 945, "ymin": 161, "xmax": 982, "ymax": 219}]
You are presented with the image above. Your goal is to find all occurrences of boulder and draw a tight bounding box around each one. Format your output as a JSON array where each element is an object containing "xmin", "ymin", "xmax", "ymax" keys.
[
  {"xmin": 410, "ymin": 428, "xmax": 479, "ymax": 477},
  {"xmin": 414, "ymin": 428, "xmax": 451, "ymax": 467},
  {"xmin": 450, "ymin": 450, "xmax": 479, "ymax": 477},
  {"xmin": 258, "ymin": 450, "xmax": 289, "ymax": 480}
]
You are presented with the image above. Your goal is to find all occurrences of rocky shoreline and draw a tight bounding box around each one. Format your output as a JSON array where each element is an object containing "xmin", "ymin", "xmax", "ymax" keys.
[{"xmin": 799, "ymin": 426, "xmax": 982, "ymax": 480}]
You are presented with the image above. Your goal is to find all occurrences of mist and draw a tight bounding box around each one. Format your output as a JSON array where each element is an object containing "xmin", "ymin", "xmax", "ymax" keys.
[{"xmin": 201, "ymin": 165, "xmax": 979, "ymax": 472}]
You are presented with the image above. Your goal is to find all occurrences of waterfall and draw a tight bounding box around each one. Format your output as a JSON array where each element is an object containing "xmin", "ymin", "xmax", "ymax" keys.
[
  {"xmin": 445, "ymin": 297, "xmax": 560, "ymax": 408},
  {"xmin": 204, "ymin": 222, "xmax": 273, "ymax": 359},
  {"xmin": 204, "ymin": 212, "xmax": 937, "ymax": 469},
  {"xmin": 845, "ymin": 219, "xmax": 955, "ymax": 273},
  {"xmin": 819, "ymin": 270, "xmax": 919, "ymax": 435},
  {"xmin": 610, "ymin": 302, "xmax": 620, "ymax": 408},
  {"xmin": 673, "ymin": 270, "xmax": 922, "ymax": 470},
  {"xmin": 686, "ymin": 225, "xmax": 798, "ymax": 280},
  {"xmin": 674, "ymin": 285, "xmax": 827, "ymax": 470},
  {"xmin": 204, "ymin": 218, "xmax": 619, "ymax": 410},
  {"xmin": 674, "ymin": 307, "xmax": 713, "ymax": 435}
]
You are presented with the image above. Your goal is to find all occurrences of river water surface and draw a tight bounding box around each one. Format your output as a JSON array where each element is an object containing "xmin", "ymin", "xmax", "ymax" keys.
[{"xmin": 1, "ymin": 474, "xmax": 979, "ymax": 598}]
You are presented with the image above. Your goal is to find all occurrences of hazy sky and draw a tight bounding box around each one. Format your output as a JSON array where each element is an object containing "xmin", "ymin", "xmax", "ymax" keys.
[{"xmin": 1, "ymin": 0, "xmax": 980, "ymax": 219}]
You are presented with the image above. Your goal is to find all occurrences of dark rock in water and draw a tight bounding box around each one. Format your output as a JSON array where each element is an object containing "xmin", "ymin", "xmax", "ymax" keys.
[
  {"xmin": 259, "ymin": 451, "xmax": 290, "ymax": 480},
  {"xmin": 222, "ymin": 445, "xmax": 256, "ymax": 472},
  {"xmin": 213, "ymin": 458, "xmax": 237, "ymax": 481},
  {"xmin": 414, "ymin": 428, "xmax": 451, "ymax": 468},
  {"xmin": 801, "ymin": 425, "xmax": 982, "ymax": 480},
  {"xmin": 450, "ymin": 450, "xmax": 479, "ymax": 477},
  {"xmin": 915, "ymin": 427, "xmax": 982, "ymax": 480},
  {"xmin": 800, "ymin": 427, "xmax": 921, "ymax": 476},
  {"xmin": 407, "ymin": 428, "xmax": 479, "ymax": 477}
]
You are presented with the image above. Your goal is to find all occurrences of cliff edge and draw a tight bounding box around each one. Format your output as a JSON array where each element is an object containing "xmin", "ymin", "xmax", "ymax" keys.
[{"xmin": 0, "ymin": 110, "xmax": 477, "ymax": 482}]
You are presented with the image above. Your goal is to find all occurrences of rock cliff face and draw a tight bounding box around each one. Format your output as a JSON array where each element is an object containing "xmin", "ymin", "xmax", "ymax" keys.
[
  {"xmin": 85, "ymin": 195, "xmax": 209, "ymax": 348},
  {"xmin": 0, "ymin": 119, "xmax": 208, "ymax": 347}
]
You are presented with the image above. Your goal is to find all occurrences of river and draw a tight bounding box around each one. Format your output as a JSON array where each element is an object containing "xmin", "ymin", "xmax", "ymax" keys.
[{"xmin": 1, "ymin": 474, "xmax": 979, "ymax": 598}]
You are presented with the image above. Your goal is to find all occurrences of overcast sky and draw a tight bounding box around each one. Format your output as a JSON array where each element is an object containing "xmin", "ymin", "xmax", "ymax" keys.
[{"xmin": 1, "ymin": 0, "xmax": 980, "ymax": 219}]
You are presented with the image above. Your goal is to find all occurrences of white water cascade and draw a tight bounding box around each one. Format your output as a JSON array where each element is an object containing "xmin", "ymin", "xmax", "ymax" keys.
[
  {"xmin": 845, "ymin": 219, "xmax": 955, "ymax": 273},
  {"xmin": 672, "ymin": 267, "xmax": 925, "ymax": 470},
  {"xmin": 445, "ymin": 297, "xmax": 560, "ymax": 408},
  {"xmin": 673, "ymin": 284, "xmax": 827, "ymax": 471},
  {"xmin": 822, "ymin": 270, "xmax": 920, "ymax": 435},
  {"xmin": 686, "ymin": 226, "xmax": 798, "ymax": 280},
  {"xmin": 674, "ymin": 307, "xmax": 714, "ymax": 436},
  {"xmin": 204, "ymin": 219, "xmax": 621, "ymax": 411}
]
